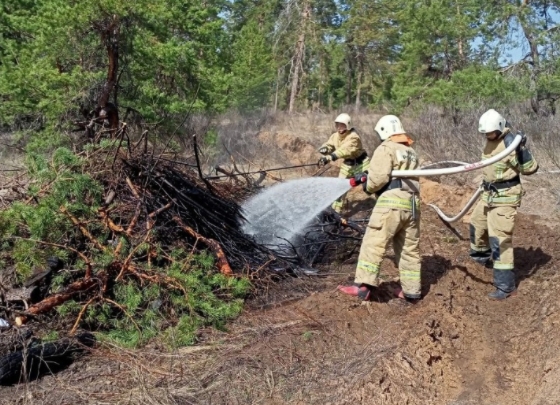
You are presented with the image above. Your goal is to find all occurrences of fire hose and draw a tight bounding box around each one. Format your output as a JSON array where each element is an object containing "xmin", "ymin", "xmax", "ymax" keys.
[
  {"xmin": 206, "ymin": 163, "xmax": 320, "ymax": 180},
  {"xmin": 427, "ymin": 186, "xmax": 483, "ymax": 223},
  {"xmin": 391, "ymin": 133, "xmax": 523, "ymax": 223},
  {"xmin": 391, "ymin": 133, "xmax": 523, "ymax": 178}
]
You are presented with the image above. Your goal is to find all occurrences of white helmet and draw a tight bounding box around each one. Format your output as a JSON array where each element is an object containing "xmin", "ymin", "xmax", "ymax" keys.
[
  {"xmin": 478, "ymin": 109, "xmax": 506, "ymax": 134},
  {"xmin": 334, "ymin": 113, "xmax": 351, "ymax": 128},
  {"xmin": 375, "ymin": 115, "xmax": 405, "ymax": 140}
]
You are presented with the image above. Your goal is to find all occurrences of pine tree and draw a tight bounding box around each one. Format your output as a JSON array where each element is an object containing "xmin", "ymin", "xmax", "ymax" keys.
[{"xmin": 229, "ymin": 20, "xmax": 275, "ymax": 111}]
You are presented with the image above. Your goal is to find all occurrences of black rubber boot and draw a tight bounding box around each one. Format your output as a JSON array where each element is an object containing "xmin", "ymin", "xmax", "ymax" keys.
[{"xmin": 488, "ymin": 269, "xmax": 517, "ymax": 300}]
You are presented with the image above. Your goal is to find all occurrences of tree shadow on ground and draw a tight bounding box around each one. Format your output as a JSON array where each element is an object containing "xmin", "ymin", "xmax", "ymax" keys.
[
  {"xmin": 514, "ymin": 246, "xmax": 552, "ymax": 284},
  {"xmin": 420, "ymin": 254, "xmax": 471, "ymax": 296},
  {"xmin": 453, "ymin": 264, "xmax": 493, "ymax": 287}
]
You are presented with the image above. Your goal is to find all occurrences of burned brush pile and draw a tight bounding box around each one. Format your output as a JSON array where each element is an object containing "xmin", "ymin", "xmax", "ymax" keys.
[{"xmin": 0, "ymin": 140, "xmax": 301, "ymax": 349}]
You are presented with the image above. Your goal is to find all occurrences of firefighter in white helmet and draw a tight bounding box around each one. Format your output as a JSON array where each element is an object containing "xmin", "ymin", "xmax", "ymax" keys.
[
  {"xmin": 470, "ymin": 109, "xmax": 538, "ymax": 299},
  {"xmin": 338, "ymin": 115, "xmax": 422, "ymax": 301},
  {"xmin": 318, "ymin": 113, "xmax": 370, "ymax": 213}
]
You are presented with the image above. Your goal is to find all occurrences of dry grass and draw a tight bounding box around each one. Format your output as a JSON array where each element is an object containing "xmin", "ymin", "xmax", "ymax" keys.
[
  {"xmin": 213, "ymin": 105, "xmax": 560, "ymax": 168},
  {"xmin": 0, "ymin": 295, "xmax": 406, "ymax": 405}
]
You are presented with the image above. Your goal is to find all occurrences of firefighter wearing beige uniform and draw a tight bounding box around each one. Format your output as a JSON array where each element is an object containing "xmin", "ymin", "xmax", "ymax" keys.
[
  {"xmin": 338, "ymin": 115, "xmax": 422, "ymax": 301},
  {"xmin": 318, "ymin": 113, "xmax": 370, "ymax": 213},
  {"xmin": 470, "ymin": 109, "xmax": 538, "ymax": 300}
]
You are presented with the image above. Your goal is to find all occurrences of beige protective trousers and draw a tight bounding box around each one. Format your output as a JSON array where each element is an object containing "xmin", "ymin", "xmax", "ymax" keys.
[
  {"xmin": 355, "ymin": 206, "xmax": 421, "ymax": 297},
  {"xmin": 470, "ymin": 201, "xmax": 517, "ymax": 270},
  {"xmin": 332, "ymin": 158, "xmax": 371, "ymax": 213}
]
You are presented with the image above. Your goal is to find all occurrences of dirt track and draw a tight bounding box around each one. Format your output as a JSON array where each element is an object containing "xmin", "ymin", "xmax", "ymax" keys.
[{"xmin": 2, "ymin": 179, "xmax": 559, "ymax": 405}]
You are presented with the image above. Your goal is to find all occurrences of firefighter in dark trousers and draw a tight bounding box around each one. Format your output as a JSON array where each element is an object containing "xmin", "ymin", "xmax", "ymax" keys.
[
  {"xmin": 318, "ymin": 113, "xmax": 370, "ymax": 213},
  {"xmin": 470, "ymin": 109, "xmax": 538, "ymax": 300},
  {"xmin": 338, "ymin": 115, "xmax": 421, "ymax": 301}
]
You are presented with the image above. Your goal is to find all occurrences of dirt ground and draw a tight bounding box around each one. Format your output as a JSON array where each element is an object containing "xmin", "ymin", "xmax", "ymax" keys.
[
  {"xmin": 1, "ymin": 175, "xmax": 559, "ymax": 405},
  {"xmin": 3, "ymin": 127, "xmax": 560, "ymax": 405}
]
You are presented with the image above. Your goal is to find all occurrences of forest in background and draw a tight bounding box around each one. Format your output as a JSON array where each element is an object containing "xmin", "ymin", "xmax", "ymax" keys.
[{"xmin": 2, "ymin": 0, "xmax": 560, "ymax": 153}]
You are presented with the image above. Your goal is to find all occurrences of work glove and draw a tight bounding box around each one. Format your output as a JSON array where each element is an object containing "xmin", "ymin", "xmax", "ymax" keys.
[
  {"xmin": 318, "ymin": 156, "xmax": 331, "ymax": 166},
  {"xmin": 318, "ymin": 146, "xmax": 330, "ymax": 155},
  {"xmin": 349, "ymin": 172, "xmax": 367, "ymax": 187},
  {"xmin": 318, "ymin": 154, "xmax": 338, "ymax": 166}
]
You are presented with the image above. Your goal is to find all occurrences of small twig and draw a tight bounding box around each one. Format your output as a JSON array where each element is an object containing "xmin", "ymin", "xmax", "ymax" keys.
[
  {"xmin": 24, "ymin": 178, "xmax": 57, "ymax": 204},
  {"xmin": 98, "ymin": 208, "xmax": 125, "ymax": 233},
  {"xmin": 148, "ymin": 201, "xmax": 174, "ymax": 219},
  {"xmin": 116, "ymin": 232, "xmax": 150, "ymax": 282},
  {"xmin": 193, "ymin": 134, "xmax": 215, "ymax": 192},
  {"xmin": 193, "ymin": 134, "xmax": 204, "ymax": 180},
  {"xmin": 125, "ymin": 202, "xmax": 142, "ymax": 237},
  {"xmin": 127, "ymin": 265, "xmax": 188, "ymax": 296},
  {"xmin": 103, "ymin": 298, "xmax": 142, "ymax": 333},
  {"xmin": 111, "ymin": 123, "xmax": 128, "ymax": 168},
  {"xmin": 133, "ymin": 130, "xmax": 149, "ymax": 150},
  {"xmin": 125, "ymin": 176, "xmax": 141, "ymax": 199},
  {"xmin": 70, "ymin": 296, "xmax": 97, "ymax": 335},
  {"xmin": 60, "ymin": 205, "xmax": 107, "ymax": 252},
  {"xmin": 172, "ymin": 216, "xmax": 233, "ymax": 275}
]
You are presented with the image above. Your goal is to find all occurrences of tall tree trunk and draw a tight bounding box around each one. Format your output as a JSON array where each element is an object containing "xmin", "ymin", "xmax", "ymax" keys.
[
  {"xmin": 457, "ymin": 2, "xmax": 465, "ymax": 64},
  {"xmin": 355, "ymin": 49, "xmax": 364, "ymax": 111},
  {"xmin": 519, "ymin": 4, "xmax": 540, "ymax": 114},
  {"xmin": 288, "ymin": 31, "xmax": 304, "ymax": 113},
  {"xmin": 97, "ymin": 15, "xmax": 120, "ymax": 136},
  {"xmin": 355, "ymin": 71, "xmax": 362, "ymax": 111},
  {"xmin": 274, "ymin": 67, "xmax": 281, "ymax": 112},
  {"xmin": 288, "ymin": 3, "xmax": 310, "ymax": 114}
]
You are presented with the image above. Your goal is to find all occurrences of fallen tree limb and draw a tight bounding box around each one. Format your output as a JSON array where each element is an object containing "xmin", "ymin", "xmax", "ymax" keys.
[
  {"xmin": 15, "ymin": 277, "xmax": 99, "ymax": 325},
  {"xmin": 172, "ymin": 216, "xmax": 233, "ymax": 275}
]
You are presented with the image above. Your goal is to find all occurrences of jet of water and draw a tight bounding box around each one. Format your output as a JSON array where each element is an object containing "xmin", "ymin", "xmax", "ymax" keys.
[{"xmin": 241, "ymin": 177, "xmax": 351, "ymax": 248}]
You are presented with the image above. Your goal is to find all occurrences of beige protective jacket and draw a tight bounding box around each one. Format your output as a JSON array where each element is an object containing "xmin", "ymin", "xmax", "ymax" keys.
[
  {"xmin": 365, "ymin": 138, "xmax": 420, "ymax": 211},
  {"xmin": 321, "ymin": 129, "xmax": 367, "ymax": 160},
  {"xmin": 481, "ymin": 128, "xmax": 538, "ymax": 206}
]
